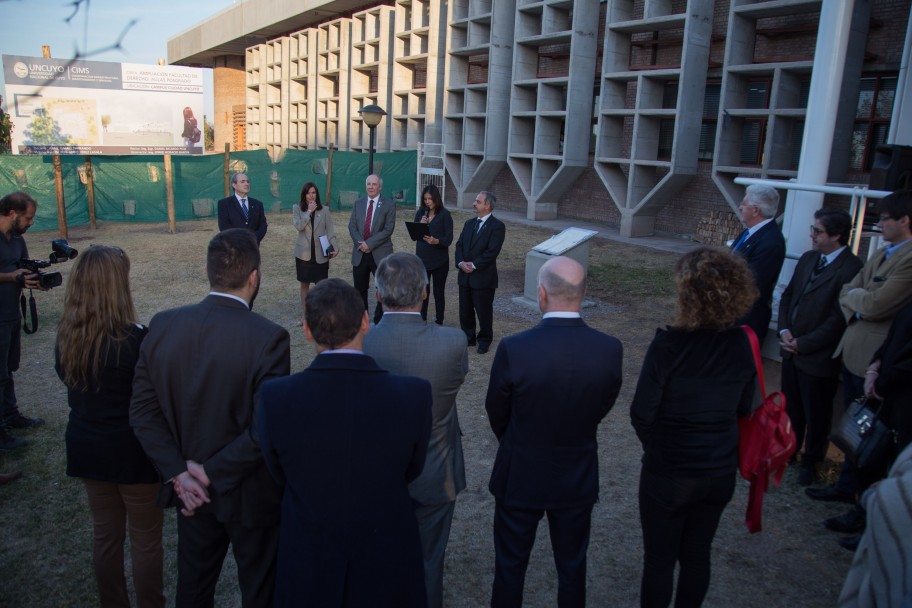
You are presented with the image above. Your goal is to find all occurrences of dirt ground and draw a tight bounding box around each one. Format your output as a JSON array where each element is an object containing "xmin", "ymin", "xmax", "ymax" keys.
[{"xmin": 0, "ymin": 209, "xmax": 855, "ymax": 607}]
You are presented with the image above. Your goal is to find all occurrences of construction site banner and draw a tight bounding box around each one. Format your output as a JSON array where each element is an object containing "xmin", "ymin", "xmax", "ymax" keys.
[{"xmin": 2, "ymin": 55, "xmax": 205, "ymax": 156}]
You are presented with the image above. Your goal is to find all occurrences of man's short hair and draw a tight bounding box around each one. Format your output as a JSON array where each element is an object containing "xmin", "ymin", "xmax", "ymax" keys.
[
  {"xmin": 367, "ymin": 174, "xmax": 383, "ymax": 187},
  {"xmin": 480, "ymin": 191, "xmax": 496, "ymax": 209},
  {"xmin": 538, "ymin": 259, "xmax": 586, "ymax": 303},
  {"xmin": 375, "ymin": 252, "xmax": 427, "ymax": 310},
  {"xmin": 875, "ymin": 190, "xmax": 912, "ymax": 223},
  {"xmin": 207, "ymin": 229, "xmax": 260, "ymax": 291},
  {"xmin": 815, "ymin": 208, "xmax": 852, "ymax": 246},
  {"xmin": 744, "ymin": 184, "xmax": 779, "ymax": 219},
  {"xmin": 0, "ymin": 191, "xmax": 37, "ymax": 216},
  {"xmin": 305, "ymin": 278, "xmax": 365, "ymax": 349},
  {"xmin": 230, "ymin": 173, "xmax": 246, "ymax": 187}
]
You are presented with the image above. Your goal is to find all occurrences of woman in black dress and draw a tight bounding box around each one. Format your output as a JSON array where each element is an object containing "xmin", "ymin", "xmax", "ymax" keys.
[
  {"xmin": 56, "ymin": 246, "xmax": 163, "ymax": 608},
  {"xmin": 294, "ymin": 182, "xmax": 338, "ymax": 320},
  {"xmin": 630, "ymin": 247, "xmax": 758, "ymax": 608},
  {"xmin": 414, "ymin": 184, "xmax": 453, "ymax": 324}
]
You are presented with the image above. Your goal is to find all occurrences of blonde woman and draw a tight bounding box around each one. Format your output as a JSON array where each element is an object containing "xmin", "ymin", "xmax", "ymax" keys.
[
  {"xmin": 294, "ymin": 182, "xmax": 338, "ymax": 318},
  {"xmin": 55, "ymin": 246, "xmax": 163, "ymax": 608}
]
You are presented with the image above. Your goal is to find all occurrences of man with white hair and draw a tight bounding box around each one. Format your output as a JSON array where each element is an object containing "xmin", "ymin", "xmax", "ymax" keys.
[{"xmin": 731, "ymin": 184, "xmax": 786, "ymax": 341}]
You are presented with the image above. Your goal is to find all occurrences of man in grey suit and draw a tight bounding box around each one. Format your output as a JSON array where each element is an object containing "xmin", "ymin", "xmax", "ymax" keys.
[
  {"xmin": 130, "ymin": 229, "xmax": 290, "ymax": 608},
  {"xmin": 349, "ymin": 174, "xmax": 396, "ymax": 324},
  {"xmin": 364, "ymin": 252, "xmax": 468, "ymax": 608}
]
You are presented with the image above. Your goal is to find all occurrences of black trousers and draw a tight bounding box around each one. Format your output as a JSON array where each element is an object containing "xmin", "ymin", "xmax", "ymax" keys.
[
  {"xmin": 458, "ymin": 284, "xmax": 495, "ymax": 346},
  {"xmin": 175, "ymin": 511, "xmax": 278, "ymax": 608},
  {"xmin": 491, "ymin": 501, "xmax": 593, "ymax": 608},
  {"xmin": 421, "ymin": 265, "xmax": 449, "ymax": 324},
  {"xmin": 352, "ymin": 254, "xmax": 383, "ymax": 324},
  {"xmin": 638, "ymin": 469, "xmax": 735, "ymax": 608},
  {"xmin": 781, "ymin": 358, "xmax": 838, "ymax": 467}
]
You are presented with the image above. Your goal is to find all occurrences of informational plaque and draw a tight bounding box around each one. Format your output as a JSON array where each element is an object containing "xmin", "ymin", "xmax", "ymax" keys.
[{"xmin": 532, "ymin": 228, "xmax": 598, "ymax": 255}]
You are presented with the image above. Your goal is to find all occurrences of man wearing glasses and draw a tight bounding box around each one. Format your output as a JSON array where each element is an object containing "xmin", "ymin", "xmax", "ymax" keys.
[
  {"xmin": 777, "ymin": 209, "xmax": 862, "ymax": 487},
  {"xmin": 808, "ymin": 191, "xmax": 912, "ymax": 550}
]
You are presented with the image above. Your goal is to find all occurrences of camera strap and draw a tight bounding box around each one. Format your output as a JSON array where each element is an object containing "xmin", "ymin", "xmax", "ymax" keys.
[{"xmin": 20, "ymin": 291, "xmax": 38, "ymax": 335}]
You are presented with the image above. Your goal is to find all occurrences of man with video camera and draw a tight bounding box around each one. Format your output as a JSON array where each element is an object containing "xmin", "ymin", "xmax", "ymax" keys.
[{"xmin": 0, "ymin": 191, "xmax": 45, "ymax": 451}]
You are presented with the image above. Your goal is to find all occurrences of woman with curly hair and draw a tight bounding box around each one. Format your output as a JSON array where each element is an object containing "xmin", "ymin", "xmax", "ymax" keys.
[
  {"xmin": 630, "ymin": 247, "xmax": 758, "ymax": 608},
  {"xmin": 56, "ymin": 245, "xmax": 163, "ymax": 608}
]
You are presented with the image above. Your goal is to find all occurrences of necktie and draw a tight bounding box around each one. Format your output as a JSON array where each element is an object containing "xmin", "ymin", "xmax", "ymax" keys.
[
  {"xmin": 732, "ymin": 230, "xmax": 748, "ymax": 251},
  {"xmin": 240, "ymin": 198, "xmax": 249, "ymax": 222},
  {"xmin": 363, "ymin": 199, "xmax": 374, "ymax": 240},
  {"xmin": 476, "ymin": 218, "xmax": 483, "ymax": 233},
  {"xmin": 810, "ymin": 255, "xmax": 826, "ymax": 281}
]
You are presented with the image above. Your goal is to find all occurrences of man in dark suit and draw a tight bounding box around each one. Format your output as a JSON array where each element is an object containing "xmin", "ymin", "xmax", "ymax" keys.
[
  {"xmin": 218, "ymin": 173, "xmax": 268, "ymax": 244},
  {"xmin": 777, "ymin": 208, "xmax": 862, "ymax": 486},
  {"xmin": 485, "ymin": 256, "xmax": 623, "ymax": 608},
  {"xmin": 731, "ymin": 184, "xmax": 786, "ymax": 341},
  {"xmin": 364, "ymin": 252, "xmax": 468, "ymax": 608},
  {"xmin": 258, "ymin": 278, "xmax": 432, "ymax": 607},
  {"xmin": 455, "ymin": 190, "xmax": 505, "ymax": 354},
  {"xmin": 130, "ymin": 229, "xmax": 290, "ymax": 608},
  {"xmin": 348, "ymin": 174, "xmax": 396, "ymax": 324}
]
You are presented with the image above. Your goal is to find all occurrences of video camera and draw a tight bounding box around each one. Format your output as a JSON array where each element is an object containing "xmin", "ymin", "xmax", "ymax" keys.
[{"xmin": 18, "ymin": 239, "xmax": 78, "ymax": 289}]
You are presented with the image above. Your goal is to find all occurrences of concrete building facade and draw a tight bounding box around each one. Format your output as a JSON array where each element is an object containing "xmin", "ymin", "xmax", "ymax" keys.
[{"xmin": 169, "ymin": 0, "xmax": 912, "ymax": 240}]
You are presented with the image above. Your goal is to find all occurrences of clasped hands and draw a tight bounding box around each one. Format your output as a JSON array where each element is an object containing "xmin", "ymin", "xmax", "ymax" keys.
[
  {"xmin": 173, "ymin": 460, "xmax": 211, "ymax": 517},
  {"xmin": 779, "ymin": 330, "xmax": 798, "ymax": 354},
  {"xmin": 357, "ymin": 241, "xmax": 371, "ymax": 254}
]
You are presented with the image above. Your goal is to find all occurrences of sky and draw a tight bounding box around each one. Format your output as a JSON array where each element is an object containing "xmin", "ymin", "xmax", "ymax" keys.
[{"xmin": 0, "ymin": 0, "xmax": 237, "ymax": 120}]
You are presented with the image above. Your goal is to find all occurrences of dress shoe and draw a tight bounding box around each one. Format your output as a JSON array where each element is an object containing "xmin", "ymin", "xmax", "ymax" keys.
[
  {"xmin": 824, "ymin": 506, "xmax": 866, "ymax": 534},
  {"xmin": 805, "ymin": 485, "xmax": 855, "ymax": 504},
  {"xmin": 796, "ymin": 467, "xmax": 817, "ymax": 487},
  {"xmin": 0, "ymin": 470, "xmax": 22, "ymax": 485},
  {"xmin": 477, "ymin": 344, "xmax": 490, "ymax": 354},
  {"xmin": 0, "ymin": 429, "xmax": 26, "ymax": 451},
  {"xmin": 838, "ymin": 534, "xmax": 861, "ymax": 552},
  {"xmin": 467, "ymin": 338, "xmax": 477, "ymax": 347},
  {"xmin": 4, "ymin": 414, "xmax": 45, "ymax": 429}
]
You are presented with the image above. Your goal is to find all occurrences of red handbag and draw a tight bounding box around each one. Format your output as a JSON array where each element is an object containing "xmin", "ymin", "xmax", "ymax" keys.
[{"xmin": 738, "ymin": 326, "xmax": 796, "ymax": 533}]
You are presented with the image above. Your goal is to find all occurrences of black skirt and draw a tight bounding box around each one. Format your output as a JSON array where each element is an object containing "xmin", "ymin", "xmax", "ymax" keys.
[{"xmin": 296, "ymin": 256, "xmax": 328, "ymax": 283}]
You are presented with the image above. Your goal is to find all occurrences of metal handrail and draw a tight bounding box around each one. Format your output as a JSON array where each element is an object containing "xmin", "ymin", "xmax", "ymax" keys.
[{"xmin": 734, "ymin": 177, "xmax": 892, "ymax": 258}]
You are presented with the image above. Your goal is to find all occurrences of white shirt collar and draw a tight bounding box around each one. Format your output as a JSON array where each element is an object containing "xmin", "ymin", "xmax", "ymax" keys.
[
  {"xmin": 822, "ymin": 246, "xmax": 846, "ymax": 266},
  {"xmin": 746, "ymin": 217, "xmax": 774, "ymax": 237},
  {"xmin": 543, "ymin": 311, "xmax": 581, "ymax": 319},
  {"xmin": 208, "ymin": 291, "xmax": 250, "ymax": 309}
]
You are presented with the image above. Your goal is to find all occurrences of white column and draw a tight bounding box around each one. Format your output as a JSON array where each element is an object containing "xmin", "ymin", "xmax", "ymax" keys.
[{"xmin": 781, "ymin": 0, "xmax": 857, "ymax": 260}]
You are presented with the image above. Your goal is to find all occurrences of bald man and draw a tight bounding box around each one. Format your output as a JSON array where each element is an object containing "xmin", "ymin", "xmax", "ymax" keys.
[{"xmin": 485, "ymin": 256, "xmax": 623, "ymax": 608}]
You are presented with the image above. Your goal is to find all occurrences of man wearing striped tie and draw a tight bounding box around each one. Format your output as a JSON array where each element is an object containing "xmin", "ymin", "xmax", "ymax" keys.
[
  {"xmin": 777, "ymin": 208, "xmax": 862, "ymax": 487},
  {"xmin": 218, "ymin": 173, "xmax": 268, "ymax": 244}
]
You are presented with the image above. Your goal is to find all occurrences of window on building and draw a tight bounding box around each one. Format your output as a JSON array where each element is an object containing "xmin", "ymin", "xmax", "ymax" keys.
[
  {"xmin": 413, "ymin": 64, "xmax": 427, "ymax": 90},
  {"xmin": 537, "ymin": 43, "xmax": 570, "ymax": 78},
  {"xmin": 740, "ymin": 78, "xmax": 771, "ymax": 165},
  {"xmin": 699, "ymin": 81, "xmax": 721, "ymax": 160},
  {"xmin": 369, "ymin": 68, "xmax": 379, "ymax": 94},
  {"xmin": 850, "ymin": 74, "xmax": 897, "ymax": 171}
]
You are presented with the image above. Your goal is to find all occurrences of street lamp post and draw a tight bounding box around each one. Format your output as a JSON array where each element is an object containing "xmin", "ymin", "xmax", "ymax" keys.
[{"xmin": 359, "ymin": 104, "xmax": 387, "ymax": 175}]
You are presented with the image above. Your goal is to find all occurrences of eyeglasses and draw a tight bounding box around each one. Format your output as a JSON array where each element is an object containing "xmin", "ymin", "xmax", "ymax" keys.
[
  {"xmin": 809, "ymin": 225, "xmax": 825, "ymax": 235},
  {"xmin": 878, "ymin": 215, "xmax": 893, "ymax": 223}
]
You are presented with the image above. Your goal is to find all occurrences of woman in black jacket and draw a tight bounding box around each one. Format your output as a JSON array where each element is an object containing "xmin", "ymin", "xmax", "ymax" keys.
[
  {"xmin": 414, "ymin": 184, "xmax": 453, "ymax": 324},
  {"xmin": 56, "ymin": 246, "xmax": 163, "ymax": 608},
  {"xmin": 630, "ymin": 247, "xmax": 758, "ymax": 608}
]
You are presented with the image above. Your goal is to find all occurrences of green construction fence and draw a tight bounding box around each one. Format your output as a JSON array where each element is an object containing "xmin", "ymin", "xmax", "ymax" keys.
[{"xmin": 0, "ymin": 149, "xmax": 418, "ymax": 233}]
